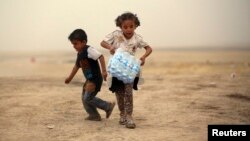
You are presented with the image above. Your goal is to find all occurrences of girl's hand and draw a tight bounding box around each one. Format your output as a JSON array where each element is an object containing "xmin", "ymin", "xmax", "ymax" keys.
[
  {"xmin": 110, "ymin": 47, "xmax": 115, "ymax": 55},
  {"xmin": 140, "ymin": 57, "xmax": 146, "ymax": 66},
  {"xmin": 102, "ymin": 71, "xmax": 108, "ymax": 81}
]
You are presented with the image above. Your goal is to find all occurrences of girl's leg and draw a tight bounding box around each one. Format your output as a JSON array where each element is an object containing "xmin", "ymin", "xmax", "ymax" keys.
[
  {"xmin": 124, "ymin": 83, "xmax": 136, "ymax": 128},
  {"xmin": 115, "ymin": 87, "xmax": 126, "ymax": 124}
]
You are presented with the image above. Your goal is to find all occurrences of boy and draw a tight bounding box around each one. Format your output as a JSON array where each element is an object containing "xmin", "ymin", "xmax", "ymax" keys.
[{"xmin": 65, "ymin": 29, "xmax": 115, "ymax": 121}]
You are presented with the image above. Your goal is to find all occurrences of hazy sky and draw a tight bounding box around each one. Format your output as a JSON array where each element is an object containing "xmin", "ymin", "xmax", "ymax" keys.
[{"xmin": 0, "ymin": 0, "xmax": 249, "ymax": 51}]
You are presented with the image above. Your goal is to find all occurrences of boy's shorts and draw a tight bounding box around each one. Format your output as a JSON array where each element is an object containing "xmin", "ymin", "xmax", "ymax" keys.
[{"xmin": 84, "ymin": 76, "xmax": 103, "ymax": 94}]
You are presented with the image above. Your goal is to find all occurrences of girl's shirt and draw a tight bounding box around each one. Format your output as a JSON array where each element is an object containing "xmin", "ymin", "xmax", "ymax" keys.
[{"xmin": 103, "ymin": 30, "xmax": 148, "ymax": 55}]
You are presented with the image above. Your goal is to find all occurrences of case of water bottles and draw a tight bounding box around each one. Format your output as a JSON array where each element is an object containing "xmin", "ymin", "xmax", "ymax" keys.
[{"xmin": 108, "ymin": 48, "xmax": 141, "ymax": 84}]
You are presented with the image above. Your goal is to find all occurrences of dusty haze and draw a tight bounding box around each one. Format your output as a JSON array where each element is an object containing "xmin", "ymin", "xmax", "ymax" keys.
[{"xmin": 0, "ymin": 0, "xmax": 250, "ymax": 51}]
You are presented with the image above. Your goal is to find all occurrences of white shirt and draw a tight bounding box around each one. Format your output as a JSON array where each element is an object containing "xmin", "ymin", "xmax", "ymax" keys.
[
  {"xmin": 87, "ymin": 46, "xmax": 102, "ymax": 60},
  {"xmin": 103, "ymin": 30, "xmax": 148, "ymax": 55}
]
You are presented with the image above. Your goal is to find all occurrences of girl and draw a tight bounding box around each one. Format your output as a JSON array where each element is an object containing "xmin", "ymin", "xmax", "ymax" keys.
[{"xmin": 101, "ymin": 12, "xmax": 152, "ymax": 129}]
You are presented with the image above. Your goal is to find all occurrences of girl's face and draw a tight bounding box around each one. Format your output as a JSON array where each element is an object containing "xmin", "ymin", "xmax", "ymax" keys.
[
  {"xmin": 121, "ymin": 19, "xmax": 136, "ymax": 39},
  {"xmin": 71, "ymin": 40, "xmax": 86, "ymax": 52}
]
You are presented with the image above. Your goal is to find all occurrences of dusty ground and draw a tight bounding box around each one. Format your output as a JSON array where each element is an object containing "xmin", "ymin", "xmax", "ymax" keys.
[{"xmin": 0, "ymin": 49, "xmax": 249, "ymax": 141}]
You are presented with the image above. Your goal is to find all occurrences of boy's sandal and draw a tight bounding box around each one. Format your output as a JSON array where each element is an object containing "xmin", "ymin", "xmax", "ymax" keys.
[
  {"xmin": 106, "ymin": 102, "xmax": 116, "ymax": 118},
  {"xmin": 85, "ymin": 115, "xmax": 102, "ymax": 121}
]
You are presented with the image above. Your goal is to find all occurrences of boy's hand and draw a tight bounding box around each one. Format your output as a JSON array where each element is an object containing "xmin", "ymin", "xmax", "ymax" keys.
[
  {"xmin": 102, "ymin": 71, "xmax": 108, "ymax": 81},
  {"xmin": 109, "ymin": 47, "xmax": 115, "ymax": 55},
  {"xmin": 65, "ymin": 77, "xmax": 71, "ymax": 84},
  {"xmin": 140, "ymin": 57, "xmax": 146, "ymax": 66}
]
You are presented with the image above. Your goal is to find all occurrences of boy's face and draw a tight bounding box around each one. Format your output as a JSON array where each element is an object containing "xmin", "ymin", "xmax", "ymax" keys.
[
  {"xmin": 71, "ymin": 40, "xmax": 86, "ymax": 52},
  {"xmin": 121, "ymin": 19, "xmax": 136, "ymax": 39}
]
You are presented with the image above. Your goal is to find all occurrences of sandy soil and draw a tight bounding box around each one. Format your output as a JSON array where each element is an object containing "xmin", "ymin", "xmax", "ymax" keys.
[{"xmin": 0, "ymin": 49, "xmax": 250, "ymax": 141}]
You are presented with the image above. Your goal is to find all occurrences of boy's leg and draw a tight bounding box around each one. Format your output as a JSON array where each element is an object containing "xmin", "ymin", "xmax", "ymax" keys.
[
  {"xmin": 81, "ymin": 85, "xmax": 101, "ymax": 120},
  {"xmin": 84, "ymin": 81, "xmax": 115, "ymax": 118},
  {"xmin": 115, "ymin": 87, "xmax": 126, "ymax": 124},
  {"xmin": 124, "ymin": 83, "xmax": 136, "ymax": 128}
]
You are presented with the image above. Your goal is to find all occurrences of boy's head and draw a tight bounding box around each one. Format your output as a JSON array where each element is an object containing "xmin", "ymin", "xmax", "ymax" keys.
[
  {"xmin": 68, "ymin": 29, "xmax": 88, "ymax": 52},
  {"xmin": 115, "ymin": 12, "xmax": 140, "ymax": 39}
]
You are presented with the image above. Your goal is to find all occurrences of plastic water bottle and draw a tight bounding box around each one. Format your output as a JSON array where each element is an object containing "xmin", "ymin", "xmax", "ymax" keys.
[{"xmin": 108, "ymin": 48, "xmax": 141, "ymax": 83}]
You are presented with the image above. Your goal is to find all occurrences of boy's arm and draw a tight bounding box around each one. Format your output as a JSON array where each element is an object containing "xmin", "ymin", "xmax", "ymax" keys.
[
  {"xmin": 65, "ymin": 65, "xmax": 79, "ymax": 84},
  {"xmin": 140, "ymin": 46, "xmax": 153, "ymax": 66},
  {"xmin": 100, "ymin": 41, "xmax": 115, "ymax": 55},
  {"xmin": 98, "ymin": 55, "xmax": 107, "ymax": 81}
]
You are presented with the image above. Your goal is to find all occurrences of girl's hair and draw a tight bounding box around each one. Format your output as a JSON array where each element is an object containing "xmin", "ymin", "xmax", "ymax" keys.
[
  {"xmin": 68, "ymin": 29, "xmax": 88, "ymax": 42},
  {"xmin": 115, "ymin": 12, "xmax": 140, "ymax": 27}
]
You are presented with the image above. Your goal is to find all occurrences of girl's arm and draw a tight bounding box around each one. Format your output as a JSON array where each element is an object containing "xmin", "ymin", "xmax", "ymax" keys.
[
  {"xmin": 65, "ymin": 65, "xmax": 79, "ymax": 84},
  {"xmin": 98, "ymin": 55, "xmax": 107, "ymax": 81},
  {"xmin": 100, "ymin": 41, "xmax": 115, "ymax": 55},
  {"xmin": 140, "ymin": 46, "xmax": 153, "ymax": 66}
]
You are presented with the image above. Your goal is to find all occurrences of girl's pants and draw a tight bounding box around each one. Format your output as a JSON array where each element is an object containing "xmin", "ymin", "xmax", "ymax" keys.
[{"xmin": 115, "ymin": 83, "xmax": 133, "ymax": 118}]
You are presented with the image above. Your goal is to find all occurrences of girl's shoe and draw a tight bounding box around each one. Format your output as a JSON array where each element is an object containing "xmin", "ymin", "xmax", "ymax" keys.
[
  {"xmin": 119, "ymin": 116, "xmax": 126, "ymax": 125},
  {"xmin": 126, "ymin": 118, "xmax": 136, "ymax": 129}
]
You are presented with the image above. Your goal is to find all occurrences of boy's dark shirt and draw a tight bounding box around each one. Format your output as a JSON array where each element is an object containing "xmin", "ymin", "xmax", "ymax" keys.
[{"xmin": 75, "ymin": 45, "xmax": 102, "ymax": 91}]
